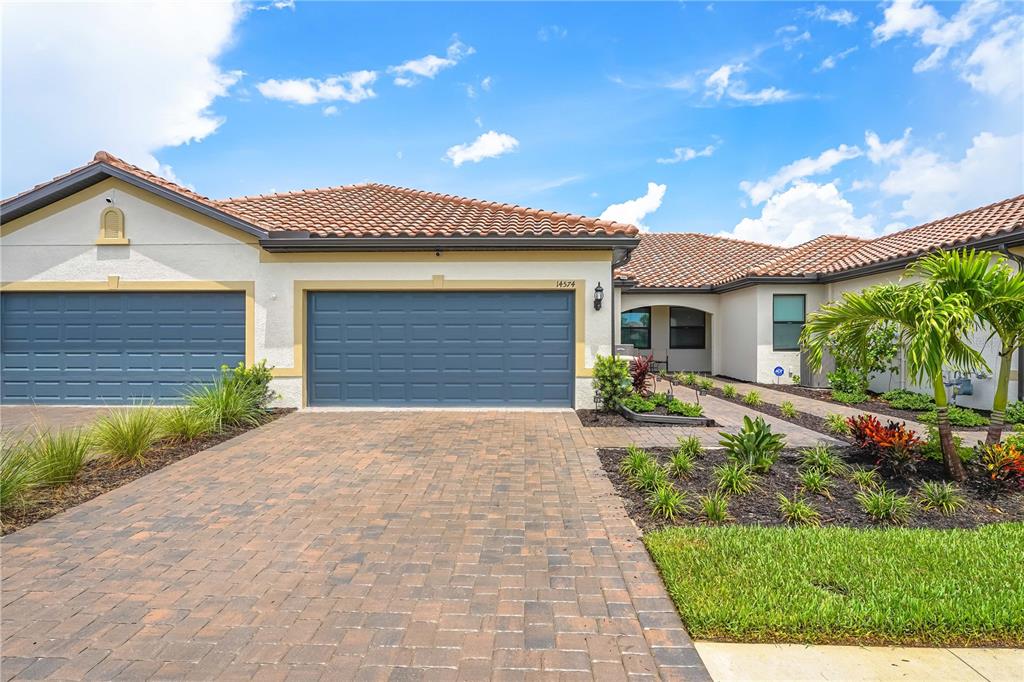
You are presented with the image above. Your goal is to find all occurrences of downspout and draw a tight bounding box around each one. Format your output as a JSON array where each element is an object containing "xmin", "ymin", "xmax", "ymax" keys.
[
  {"xmin": 998, "ymin": 244, "xmax": 1024, "ymax": 401},
  {"xmin": 610, "ymin": 247, "xmax": 635, "ymax": 359}
]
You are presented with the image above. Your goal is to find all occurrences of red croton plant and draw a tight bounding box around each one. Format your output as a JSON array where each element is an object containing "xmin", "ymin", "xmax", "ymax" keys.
[
  {"xmin": 628, "ymin": 354, "xmax": 654, "ymax": 397},
  {"xmin": 847, "ymin": 414, "xmax": 923, "ymax": 478},
  {"xmin": 981, "ymin": 443, "xmax": 1024, "ymax": 490}
]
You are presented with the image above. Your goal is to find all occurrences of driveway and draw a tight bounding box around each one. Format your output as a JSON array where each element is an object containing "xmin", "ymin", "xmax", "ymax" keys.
[{"xmin": 2, "ymin": 411, "xmax": 711, "ymax": 680}]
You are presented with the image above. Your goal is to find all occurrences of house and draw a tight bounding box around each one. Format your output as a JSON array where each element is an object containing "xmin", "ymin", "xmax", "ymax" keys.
[
  {"xmin": 1, "ymin": 151, "xmax": 1021, "ymax": 410},
  {"xmin": 614, "ymin": 195, "xmax": 1024, "ymax": 410}
]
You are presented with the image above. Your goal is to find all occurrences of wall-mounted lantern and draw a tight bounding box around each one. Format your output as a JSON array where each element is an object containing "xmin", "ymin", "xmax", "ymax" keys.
[{"xmin": 593, "ymin": 282, "xmax": 604, "ymax": 310}]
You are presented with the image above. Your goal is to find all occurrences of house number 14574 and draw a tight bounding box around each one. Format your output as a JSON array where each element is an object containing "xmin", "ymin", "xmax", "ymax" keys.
[{"xmin": 556, "ymin": 280, "xmax": 576, "ymax": 288}]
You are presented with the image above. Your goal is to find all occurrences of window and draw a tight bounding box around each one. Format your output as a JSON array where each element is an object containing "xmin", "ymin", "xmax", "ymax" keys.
[
  {"xmin": 620, "ymin": 307, "xmax": 651, "ymax": 349},
  {"xmin": 97, "ymin": 207, "xmax": 128, "ymax": 244},
  {"xmin": 670, "ymin": 307, "xmax": 705, "ymax": 349},
  {"xmin": 773, "ymin": 294, "xmax": 805, "ymax": 351}
]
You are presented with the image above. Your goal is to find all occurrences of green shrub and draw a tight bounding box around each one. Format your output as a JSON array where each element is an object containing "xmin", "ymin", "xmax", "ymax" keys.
[
  {"xmin": 28, "ymin": 429, "xmax": 91, "ymax": 487},
  {"xmin": 920, "ymin": 427, "xmax": 975, "ymax": 463},
  {"xmin": 798, "ymin": 468, "xmax": 832, "ymax": 498},
  {"xmin": 593, "ymin": 355, "xmax": 632, "ymax": 410},
  {"xmin": 722, "ymin": 384, "xmax": 738, "ymax": 399},
  {"xmin": 825, "ymin": 413, "xmax": 851, "ymax": 435},
  {"xmin": 649, "ymin": 392, "xmax": 673, "ymax": 407},
  {"xmin": 882, "ymin": 389, "xmax": 934, "ymax": 411},
  {"xmin": 667, "ymin": 400, "xmax": 704, "ymax": 417},
  {"xmin": 791, "ymin": 374, "xmax": 801, "ymax": 384},
  {"xmin": 677, "ymin": 372, "xmax": 698, "ymax": 386},
  {"xmin": 777, "ymin": 493, "xmax": 820, "ymax": 526},
  {"xmin": 161, "ymin": 406, "xmax": 217, "ymax": 443},
  {"xmin": 1006, "ymin": 401, "xmax": 1024, "ymax": 425},
  {"xmin": 799, "ymin": 444, "xmax": 847, "ymax": 476},
  {"xmin": 92, "ymin": 407, "xmax": 162, "ymax": 466},
  {"xmin": 742, "ymin": 390, "xmax": 763, "ymax": 407},
  {"xmin": 621, "ymin": 393, "xmax": 656, "ymax": 413},
  {"xmin": 856, "ymin": 486, "xmax": 913, "ymax": 524},
  {"xmin": 675, "ymin": 435, "xmax": 702, "ymax": 459},
  {"xmin": 827, "ymin": 365, "xmax": 866, "ymax": 395},
  {"xmin": 718, "ymin": 416, "xmax": 785, "ymax": 474},
  {"xmin": 187, "ymin": 378, "xmax": 263, "ymax": 430},
  {"xmin": 620, "ymin": 445, "xmax": 655, "ymax": 478},
  {"xmin": 713, "ymin": 462, "xmax": 755, "ymax": 495},
  {"xmin": 698, "ymin": 491, "xmax": 730, "ymax": 523},
  {"xmin": 666, "ymin": 449, "xmax": 695, "ymax": 478},
  {"xmin": 918, "ymin": 406, "xmax": 989, "ymax": 427},
  {"xmin": 919, "ymin": 481, "xmax": 965, "ymax": 516},
  {"xmin": 1, "ymin": 438, "xmax": 39, "ymax": 516},
  {"xmin": 696, "ymin": 377, "xmax": 715, "ymax": 392},
  {"xmin": 223, "ymin": 360, "xmax": 276, "ymax": 410},
  {"xmin": 779, "ymin": 401, "xmax": 798, "ymax": 418},
  {"xmin": 647, "ymin": 484, "xmax": 690, "ymax": 521},
  {"xmin": 832, "ymin": 389, "xmax": 868, "ymax": 405}
]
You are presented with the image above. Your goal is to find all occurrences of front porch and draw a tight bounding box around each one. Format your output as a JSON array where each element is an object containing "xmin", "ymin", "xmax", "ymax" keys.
[{"xmin": 614, "ymin": 291, "xmax": 719, "ymax": 375}]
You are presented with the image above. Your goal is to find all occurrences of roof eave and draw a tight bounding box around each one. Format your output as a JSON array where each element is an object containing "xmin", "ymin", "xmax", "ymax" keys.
[
  {"xmin": 258, "ymin": 235, "xmax": 641, "ymax": 252},
  {"xmin": 1, "ymin": 163, "xmax": 269, "ymax": 239}
]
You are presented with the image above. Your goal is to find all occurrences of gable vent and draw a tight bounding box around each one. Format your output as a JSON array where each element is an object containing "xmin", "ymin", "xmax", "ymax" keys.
[{"xmin": 97, "ymin": 207, "xmax": 128, "ymax": 244}]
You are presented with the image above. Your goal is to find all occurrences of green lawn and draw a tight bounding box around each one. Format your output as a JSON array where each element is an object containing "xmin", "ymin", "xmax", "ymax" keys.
[{"xmin": 643, "ymin": 523, "xmax": 1024, "ymax": 646}]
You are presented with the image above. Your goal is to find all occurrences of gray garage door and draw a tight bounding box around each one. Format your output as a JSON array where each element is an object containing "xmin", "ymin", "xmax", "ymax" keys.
[
  {"xmin": 1, "ymin": 291, "xmax": 245, "ymax": 404},
  {"xmin": 307, "ymin": 291, "xmax": 574, "ymax": 406}
]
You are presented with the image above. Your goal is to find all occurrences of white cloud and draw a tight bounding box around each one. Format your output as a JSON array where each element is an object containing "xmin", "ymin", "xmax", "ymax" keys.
[
  {"xmin": 256, "ymin": 0, "xmax": 295, "ymax": 10},
  {"xmin": 704, "ymin": 63, "xmax": 796, "ymax": 106},
  {"xmin": 879, "ymin": 131, "xmax": 1023, "ymax": 221},
  {"xmin": 963, "ymin": 16, "xmax": 1024, "ymax": 99},
  {"xmin": 444, "ymin": 130, "xmax": 519, "ymax": 167},
  {"xmin": 537, "ymin": 25, "xmax": 568, "ymax": 41},
  {"xmin": 807, "ymin": 5, "xmax": 858, "ymax": 26},
  {"xmin": 322, "ymin": 105, "xmax": 338, "ymax": 117},
  {"xmin": 466, "ymin": 84, "xmax": 476, "ymax": 98},
  {"xmin": 256, "ymin": 71, "xmax": 377, "ymax": 105},
  {"xmin": 481, "ymin": 76, "xmax": 492, "ymax": 91},
  {"xmin": 599, "ymin": 182, "xmax": 667, "ymax": 230},
  {"xmin": 865, "ymin": 128, "xmax": 912, "ymax": 163},
  {"xmin": 389, "ymin": 36, "xmax": 474, "ymax": 87},
  {"xmin": 849, "ymin": 179, "xmax": 873, "ymax": 191},
  {"xmin": 656, "ymin": 144, "xmax": 716, "ymax": 165},
  {"xmin": 1, "ymin": 1, "xmax": 244, "ymax": 194},
  {"xmin": 873, "ymin": 0, "xmax": 1000, "ymax": 75},
  {"xmin": 740, "ymin": 144, "xmax": 863, "ymax": 204},
  {"xmin": 815, "ymin": 46, "xmax": 858, "ymax": 72},
  {"xmin": 723, "ymin": 182, "xmax": 876, "ymax": 246}
]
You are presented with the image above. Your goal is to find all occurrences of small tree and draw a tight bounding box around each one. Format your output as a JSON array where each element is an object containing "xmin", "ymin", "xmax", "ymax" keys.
[
  {"xmin": 592, "ymin": 355, "xmax": 631, "ymax": 410},
  {"xmin": 801, "ymin": 282, "xmax": 983, "ymax": 481}
]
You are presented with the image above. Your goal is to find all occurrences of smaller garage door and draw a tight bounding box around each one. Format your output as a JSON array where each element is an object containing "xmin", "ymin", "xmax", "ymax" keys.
[
  {"xmin": 307, "ymin": 291, "xmax": 575, "ymax": 406},
  {"xmin": 0, "ymin": 291, "xmax": 245, "ymax": 404}
]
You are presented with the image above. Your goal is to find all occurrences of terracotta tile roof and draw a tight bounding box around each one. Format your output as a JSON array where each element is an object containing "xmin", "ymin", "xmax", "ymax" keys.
[
  {"xmin": 217, "ymin": 184, "xmax": 638, "ymax": 239},
  {"xmin": 615, "ymin": 233, "xmax": 786, "ymax": 288},
  {"xmin": 619, "ymin": 194, "xmax": 1024, "ymax": 288},
  {"xmin": 3, "ymin": 151, "xmax": 638, "ymax": 240}
]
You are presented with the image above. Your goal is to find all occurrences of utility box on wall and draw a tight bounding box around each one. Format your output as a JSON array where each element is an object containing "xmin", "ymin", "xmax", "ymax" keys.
[{"xmin": 799, "ymin": 350, "xmax": 834, "ymax": 388}]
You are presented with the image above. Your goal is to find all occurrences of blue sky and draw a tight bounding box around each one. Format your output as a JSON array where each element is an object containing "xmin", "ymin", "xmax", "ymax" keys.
[{"xmin": 2, "ymin": 1, "xmax": 1021, "ymax": 245}]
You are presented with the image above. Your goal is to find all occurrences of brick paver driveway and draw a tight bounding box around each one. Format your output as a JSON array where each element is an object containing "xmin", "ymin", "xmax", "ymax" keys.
[{"xmin": 2, "ymin": 411, "xmax": 711, "ymax": 681}]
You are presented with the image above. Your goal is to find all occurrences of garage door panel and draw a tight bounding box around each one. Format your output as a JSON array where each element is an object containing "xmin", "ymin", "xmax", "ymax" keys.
[
  {"xmin": 1, "ymin": 292, "xmax": 245, "ymax": 404},
  {"xmin": 307, "ymin": 291, "xmax": 574, "ymax": 406}
]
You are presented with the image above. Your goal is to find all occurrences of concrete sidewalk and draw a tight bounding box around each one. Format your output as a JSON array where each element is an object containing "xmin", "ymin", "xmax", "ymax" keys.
[{"xmin": 695, "ymin": 642, "xmax": 1023, "ymax": 682}]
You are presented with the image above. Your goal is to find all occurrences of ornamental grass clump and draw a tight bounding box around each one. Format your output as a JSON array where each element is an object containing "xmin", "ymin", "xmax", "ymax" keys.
[
  {"xmin": 742, "ymin": 390, "xmax": 763, "ymax": 407},
  {"xmin": 647, "ymin": 484, "xmax": 690, "ymax": 521},
  {"xmin": 825, "ymin": 413, "xmax": 851, "ymax": 435},
  {"xmin": 799, "ymin": 444, "xmax": 847, "ymax": 477},
  {"xmin": 722, "ymin": 384, "xmax": 738, "ymax": 398},
  {"xmin": 666, "ymin": 449, "xmax": 695, "ymax": 478},
  {"xmin": 633, "ymin": 463, "xmax": 668, "ymax": 493},
  {"xmin": 92, "ymin": 407, "xmax": 162, "ymax": 466},
  {"xmin": 698, "ymin": 490, "xmax": 730, "ymax": 523},
  {"xmin": 918, "ymin": 481, "xmax": 965, "ymax": 516},
  {"xmin": 856, "ymin": 485, "xmax": 913, "ymax": 524},
  {"xmin": 620, "ymin": 445, "xmax": 655, "ymax": 478},
  {"xmin": 848, "ymin": 466, "xmax": 880, "ymax": 490},
  {"xmin": 1, "ymin": 438, "xmax": 39, "ymax": 517},
  {"xmin": 777, "ymin": 492, "xmax": 820, "ymax": 526},
  {"xmin": 28, "ymin": 429, "xmax": 91, "ymax": 487},
  {"xmin": 780, "ymin": 401, "xmax": 798, "ymax": 418},
  {"xmin": 798, "ymin": 468, "xmax": 832, "ymax": 498},
  {"xmin": 713, "ymin": 462, "xmax": 755, "ymax": 495},
  {"xmin": 676, "ymin": 435, "xmax": 702, "ymax": 459},
  {"xmin": 161, "ymin": 406, "xmax": 217, "ymax": 443}
]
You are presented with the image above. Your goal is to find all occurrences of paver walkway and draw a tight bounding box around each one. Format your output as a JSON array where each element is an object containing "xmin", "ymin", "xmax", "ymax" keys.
[
  {"xmin": 696, "ymin": 377, "xmax": 987, "ymax": 445},
  {"xmin": 2, "ymin": 410, "xmax": 711, "ymax": 681}
]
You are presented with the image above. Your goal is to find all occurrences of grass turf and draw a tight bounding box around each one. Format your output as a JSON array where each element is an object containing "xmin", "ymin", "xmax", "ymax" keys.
[{"xmin": 643, "ymin": 523, "xmax": 1024, "ymax": 646}]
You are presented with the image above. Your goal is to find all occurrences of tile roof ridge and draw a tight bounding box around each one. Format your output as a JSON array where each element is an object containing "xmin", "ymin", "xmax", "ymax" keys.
[
  {"xmin": 359, "ymin": 182, "xmax": 636, "ymax": 233},
  {"xmin": 217, "ymin": 184, "xmax": 365, "ymax": 203},
  {"xmin": 642, "ymin": 231, "xmax": 789, "ymax": 251},
  {"xmin": 873, "ymin": 193, "xmax": 1024, "ymax": 242}
]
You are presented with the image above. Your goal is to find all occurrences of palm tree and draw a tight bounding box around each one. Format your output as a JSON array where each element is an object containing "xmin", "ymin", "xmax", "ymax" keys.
[
  {"xmin": 801, "ymin": 282, "xmax": 984, "ymax": 481},
  {"xmin": 908, "ymin": 249, "xmax": 1024, "ymax": 446}
]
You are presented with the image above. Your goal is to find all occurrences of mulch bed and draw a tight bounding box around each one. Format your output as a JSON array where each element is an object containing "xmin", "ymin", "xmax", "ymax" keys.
[
  {"xmin": 735, "ymin": 379, "xmax": 989, "ymax": 431},
  {"xmin": 599, "ymin": 445, "xmax": 1024, "ymax": 533},
  {"xmin": 576, "ymin": 409, "xmax": 660, "ymax": 427},
  {"xmin": 1, "ymin": 409, "xmax": 293, "ymax": 536}
]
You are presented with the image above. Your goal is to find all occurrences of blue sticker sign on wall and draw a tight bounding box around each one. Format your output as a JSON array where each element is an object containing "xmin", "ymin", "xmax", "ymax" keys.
[{"xmin": 774, "ymin": 366, "xmax": 785, "ymax": 377}]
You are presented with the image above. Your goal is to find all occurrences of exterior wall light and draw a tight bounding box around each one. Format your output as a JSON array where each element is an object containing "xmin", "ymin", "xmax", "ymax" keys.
[{"xmin": 594, "ymin": 282, "xmax": 604, "ymax": 310}]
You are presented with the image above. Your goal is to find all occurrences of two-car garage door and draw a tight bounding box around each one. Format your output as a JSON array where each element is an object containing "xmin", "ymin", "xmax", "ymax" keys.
[
  {"xmin": 307, "ymin": 291, "xmax": 575, "ymax": 406},
  {"xmin": 1, "ymin": 292, "xmax": 245, "ymax": 404}
]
